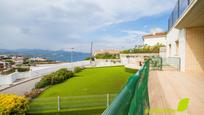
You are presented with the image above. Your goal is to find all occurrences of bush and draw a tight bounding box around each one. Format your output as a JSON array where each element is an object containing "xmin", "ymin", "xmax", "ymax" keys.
[
  {"xmin": 16, "ymin": 67, "xmax": 30, "ymax": 72},
  {"xmin": 35, "ymin": 79, "xmax": 49, "ymax": 89},
  {"xmin": 0, "ymin": 94, "xmax": 29, "ymax": 115},
  {"xmin": 122, "ymin": 43, "xmax": 164, "ymax": 54},
  {"xmin": 35, "ymin": 68, "xmax": 74, "ymax": 89},
  {"xmin": 24, "ymin": 89, "xmax": 43, "ymax": 99},
  {"xmin": 95, "ymin": 53, "xmax": 119, "ymax": 59},
  {"xmin": 74, "ymin": 67, "xmax": 84, "ymax": 73},
  {"xmin": 1, "ymin": 68, "xmax": 16, "ymax": 75},
  {"xmin": 125, "ymin": 67, "xmax": 137, "ymax": 73}
]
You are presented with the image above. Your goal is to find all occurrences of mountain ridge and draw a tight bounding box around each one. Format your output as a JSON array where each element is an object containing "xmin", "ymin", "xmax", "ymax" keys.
[{"xmin": 0, "ymin": 49, "xmax": 90, "ymax": 62}]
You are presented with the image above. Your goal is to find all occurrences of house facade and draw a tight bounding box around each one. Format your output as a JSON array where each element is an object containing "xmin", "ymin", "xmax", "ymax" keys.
[
  {"xmin": 166, "ymin": 0, "xmax": 204, "ymax": 72},
  {"xmin": 143, "ymin": 32, "xmax": 167, "ymax": 46},
  {"xmin": 93, "ymin": 50, "xmax": 120, "ymax": 56}
]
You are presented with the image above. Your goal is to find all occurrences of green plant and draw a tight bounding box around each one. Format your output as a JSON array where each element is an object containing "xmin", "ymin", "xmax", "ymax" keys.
[
  {"xmin": 74, "ymin": 67, "xmax": 84, "ymax": 73},
  {"xmin": 0, "ymin": 94, "xmax": 29, "ymax": 115},
  {"xmin": 35, "ymin": 79, "xmax": 49, "ymax": 89},
  {"xmin": 95, "ymin": 53, "xmax": 119, "ymax": 59},
  {"xmin": 122, "ymin": 43, "xmax": 164, "ymax": 54},
  {"xmin": 1, "ymin": 68, "xmax": 16, "ymax": 75},
  {"xmin": 35, "ymin": 68, "xmax": 74, "ymax": 89},
  {"xmin": 16, "ymin": 67, "xmax": 30, "ymax": 72},
  {"xmin": 125, "ymin": 68, "xmax": 137, "ymax": 73},
  {"xmin": 5, "ymin": 59, "xmax": 15, "ymax": 65},
  {"xmin": 24, "ymin": 89, "xmax": 44, "ymax": 99}
]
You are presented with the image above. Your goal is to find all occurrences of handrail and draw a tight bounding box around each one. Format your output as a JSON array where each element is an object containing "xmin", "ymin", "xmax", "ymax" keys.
[
  {"xmin": 168, "ymin": 0, "xmax": 191, "ymax": 31},
  {"xmin": 102, "ymin": 60, "xmax": 150, "ymax": 115}
]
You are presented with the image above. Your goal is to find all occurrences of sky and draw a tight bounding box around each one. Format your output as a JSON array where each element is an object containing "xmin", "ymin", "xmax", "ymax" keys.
[{"xmin": 0, "ymin": 0, "xmax": 177, "ymax": 52}]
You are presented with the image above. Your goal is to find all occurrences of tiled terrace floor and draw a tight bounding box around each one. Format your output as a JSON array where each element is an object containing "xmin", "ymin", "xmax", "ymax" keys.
[{"xmin": 148, "ymin": 70, "xmax": 204, "ymax": 115}]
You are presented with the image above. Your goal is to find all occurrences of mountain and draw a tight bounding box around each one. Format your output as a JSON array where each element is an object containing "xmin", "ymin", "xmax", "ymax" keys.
[{"xmin": 0, "ymin": 49, "xmax": 90, "ymax": 62}]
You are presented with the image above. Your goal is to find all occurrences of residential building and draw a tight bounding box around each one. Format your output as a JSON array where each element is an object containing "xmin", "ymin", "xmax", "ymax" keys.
[
  {"xmin": 166, "ymin": 0, "xmax": 204, "ymax": 72},
  {"xmin": 29, "ymin": 57, "xmax": 47, "ymax": 62},
  {"xmin": 142, "ymin": 32, "xmax": 167, "ymax": 46},
  {"xmin": 12, "ymin": 56, "xmax": 24, "ymax": 65},
  {"xmin": 0, "ymin": 61, "xmax": 10, "ymax": 71},
  {"xmin": 93, "ymin": 50, "xmax": 120, "ymax": 56}
]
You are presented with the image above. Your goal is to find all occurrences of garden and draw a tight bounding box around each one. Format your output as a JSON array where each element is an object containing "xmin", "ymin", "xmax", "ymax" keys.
[
  {"xmin": 28, "ymin": 66, "xmax": 133, "ymax": 114},
  {"xmin": 0, "ymin": 66, "xmax": 134, "ymax": 115}
]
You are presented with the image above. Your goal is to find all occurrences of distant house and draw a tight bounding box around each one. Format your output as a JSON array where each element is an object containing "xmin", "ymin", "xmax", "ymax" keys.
[
  {"xmin": 93, "ymin": 50, "xmax": 120, "ymax": 56},
  {"xmin": 142, "ymin": 32, "xmax": 167, "ymax": 46},
  {"xmin": 0, "ymin": 55, "xmax": 11, "ymax": 60},
  {"xmin": 29, "ymin": 57, "xmax": 47, "ymax": 62},
  {"xmin": 12, "ymin": 56, "xmax": 25, "ymax": 65},
  {"xmin": 0, "ymin": 61, "xmax": 10, "ymax": 71}
]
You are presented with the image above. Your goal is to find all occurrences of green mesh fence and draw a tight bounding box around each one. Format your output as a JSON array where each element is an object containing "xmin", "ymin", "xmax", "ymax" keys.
[
  {"xmin": 102, "ymin": 60, "xmax": 150, "ymax": 115},
  {"xmin": 150, "ymin": 56, "xmax": 162, "ymax": 71}
]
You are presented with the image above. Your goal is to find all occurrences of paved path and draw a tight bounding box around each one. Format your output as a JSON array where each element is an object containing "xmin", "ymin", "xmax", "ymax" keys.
[
  {"xmin": 0, "ymin": 61, "xmax": 91, "ymax": 96},
  {"xmin": 0, "ymin": 77, "xmax": 41, "ymax": 96},
  {"xmin": 148, "ymin": 70, "xmax": 204, "ymax": 115}
]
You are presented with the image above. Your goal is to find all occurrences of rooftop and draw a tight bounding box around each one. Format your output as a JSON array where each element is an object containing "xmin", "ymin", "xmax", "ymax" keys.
[
  {"xmin": 94, "ymin": 50, "xmax": 120, "ymax": 55},
  {"xmin": 143, "ymin": 32, "xmax": 167, "ymax": 39}
]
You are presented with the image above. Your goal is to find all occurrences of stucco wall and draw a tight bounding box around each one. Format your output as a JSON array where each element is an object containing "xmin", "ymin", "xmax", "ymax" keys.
[
  {"xmin": 166, "ymin": 28, "xmax": 186, "ymax": 71},
  {"xmin": 185, "ymin": 27, "xmax": 204, "ymax": 72}
]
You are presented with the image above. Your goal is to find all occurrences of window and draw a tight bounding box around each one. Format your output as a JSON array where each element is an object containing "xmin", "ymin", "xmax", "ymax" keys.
[
  {"xmin": 175, "ymin": 40, "xmax": 179, "ymax": 56},
  {"xmin": 169, "ymin": 44, "xmax": 171, "ymax": 56}
]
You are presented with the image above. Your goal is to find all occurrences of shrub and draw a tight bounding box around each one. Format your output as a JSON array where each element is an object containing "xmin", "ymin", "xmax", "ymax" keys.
[
  {"xmin": 35, "ymin": 80, "xmax": 48, "ymax": 89},
  {"xmin": 74, "ymin": 67, "xmax": 84, "ymax": 73},
  {"xmin": 122, "ymin": 43, "xmax": 164, "ymax": 54},
  {"xmin": 125, "ymin": 67, "xmax": 137, "ymax": 73},
  {"xmin": 0, "ymin": 94, "xmax": 29, "ymax": 115},
  {"xmin": 95, "ymin": 53, "xmax": 119, "ymax": 59},
  {"xmin": 16, "ymin": 67, "xmax": 30, "ymax": 72},
  {"xmin": 35, "ymin": 68, "xmax": 74, "ymax": 89},
  {"xmin": 24, "ymin": 89, "xmax": 43, "ymax": 99},
  {"xmin": 1, "ymin": 68, "xmax": 16, "ymax": 75}
]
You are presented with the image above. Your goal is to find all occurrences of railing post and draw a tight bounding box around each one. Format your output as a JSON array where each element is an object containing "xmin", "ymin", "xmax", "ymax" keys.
[
  {"xmin": 106, "ymin": 94, "xmax": 109, "ymax": 107},
  {"xmin": 58, "ymin": 96, "xmax": 60, "ymax": 112}
]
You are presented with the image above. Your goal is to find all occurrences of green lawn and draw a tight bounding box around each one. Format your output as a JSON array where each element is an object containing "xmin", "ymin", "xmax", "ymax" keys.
[{"xmin": 28, "ymin": 66, "xmax": 134, "ymax": 114}]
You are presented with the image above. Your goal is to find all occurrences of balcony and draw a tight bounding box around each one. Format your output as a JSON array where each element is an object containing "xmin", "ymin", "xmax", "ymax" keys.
[
  {"xmin": 168, "ymin": 0, "xmax": 204, "ymax": 30},
  {"xmin": 168, "ymin": 0, "xmax": 191, "ymax": 31}
]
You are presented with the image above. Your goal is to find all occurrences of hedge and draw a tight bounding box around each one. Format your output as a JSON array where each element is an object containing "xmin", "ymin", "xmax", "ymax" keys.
[
  {"xmin": 16, "ymin": 67, "xmax": 30, "ymax": 72},
  {"xmin": 35, "ymin": 68, "xmax": 74, "ymax": 89},
  {"xmin": 74, "ymin": 67, "xmax": 84, "ymax": 73},
  {"xmin": 125, "ymin": 67, "xmax": 137, "ymax": 73},
  {"xmin": 0, "ymin": 94, "xmax": 29, "ymax": 115}
]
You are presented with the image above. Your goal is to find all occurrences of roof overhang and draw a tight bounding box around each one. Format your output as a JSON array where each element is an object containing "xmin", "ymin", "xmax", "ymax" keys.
[{"xmin": 176, "ymin": 0, "xmax": 204, "ymax": 29}]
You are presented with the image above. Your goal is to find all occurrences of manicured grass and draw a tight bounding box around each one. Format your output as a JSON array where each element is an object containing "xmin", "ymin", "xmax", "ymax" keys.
[
  {"xmin": 39, "ymin": 66, "xmax": 133, "ymax": 97},
  {"xmin": 29, "ymin": 66, "xmax": 134, "ymax": 114}
]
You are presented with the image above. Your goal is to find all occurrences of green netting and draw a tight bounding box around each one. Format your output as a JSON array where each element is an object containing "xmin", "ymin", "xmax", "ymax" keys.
[{"xmin": 102, "ymin": 60, "xmax": 150, "ymax": 115}]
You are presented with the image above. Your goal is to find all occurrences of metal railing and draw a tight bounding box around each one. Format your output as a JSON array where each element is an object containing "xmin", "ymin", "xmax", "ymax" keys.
[
  {"xmin": 162, "ymin": 57, "xmax": 181, "ymax": 71},
  {"xmin": 150, "ymin": 56, "xmax": 181, "ymax": 71},
  {"xmin": 150, "ymin": 57, "xmax": 163, "ymax": 71},
  {"xmin": 102, "ymin": 60, "xmax": 150, "ymax": 115},
  {"xmin": 168, "ymin": 0, "xmax": 191, "ymax": 31},
  {"xmin": 28, "ymin": 94, "xmax": 116, "ymax": 114}
]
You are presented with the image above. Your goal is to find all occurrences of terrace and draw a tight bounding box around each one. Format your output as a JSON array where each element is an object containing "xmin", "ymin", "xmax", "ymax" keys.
[{"xmin": 149, "ymin": 69, "xmax": 204, "ymax": 115}]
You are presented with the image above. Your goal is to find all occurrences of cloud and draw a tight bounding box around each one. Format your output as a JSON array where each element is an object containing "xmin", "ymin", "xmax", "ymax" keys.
[
  {"xmin": 94, "ymin": 30, "xmax": 146, "ymax": 50},
  {"xmin": 150, "ymin": 27, "xmax": 164, "ymax": 34},
  {"xmin": 0, "ymin": 0, "xmax": 177, "ymax": 52}
]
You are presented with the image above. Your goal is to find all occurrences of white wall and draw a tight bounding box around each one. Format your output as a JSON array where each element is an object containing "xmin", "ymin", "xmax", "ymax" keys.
[
  {"xmin": 166, "ymin": 28, "xmax": 186, "ymax": 71},
  {"xmin": 144, "ymin": 36, "xmax": 166, "ymax": 46},
  {"xmin": 120, "ymin": 53, "xmax": 159, "ymax": 65},
  {"xmin": 0, "ymin": 61, "xmax": 90, "ymax": 85}
]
